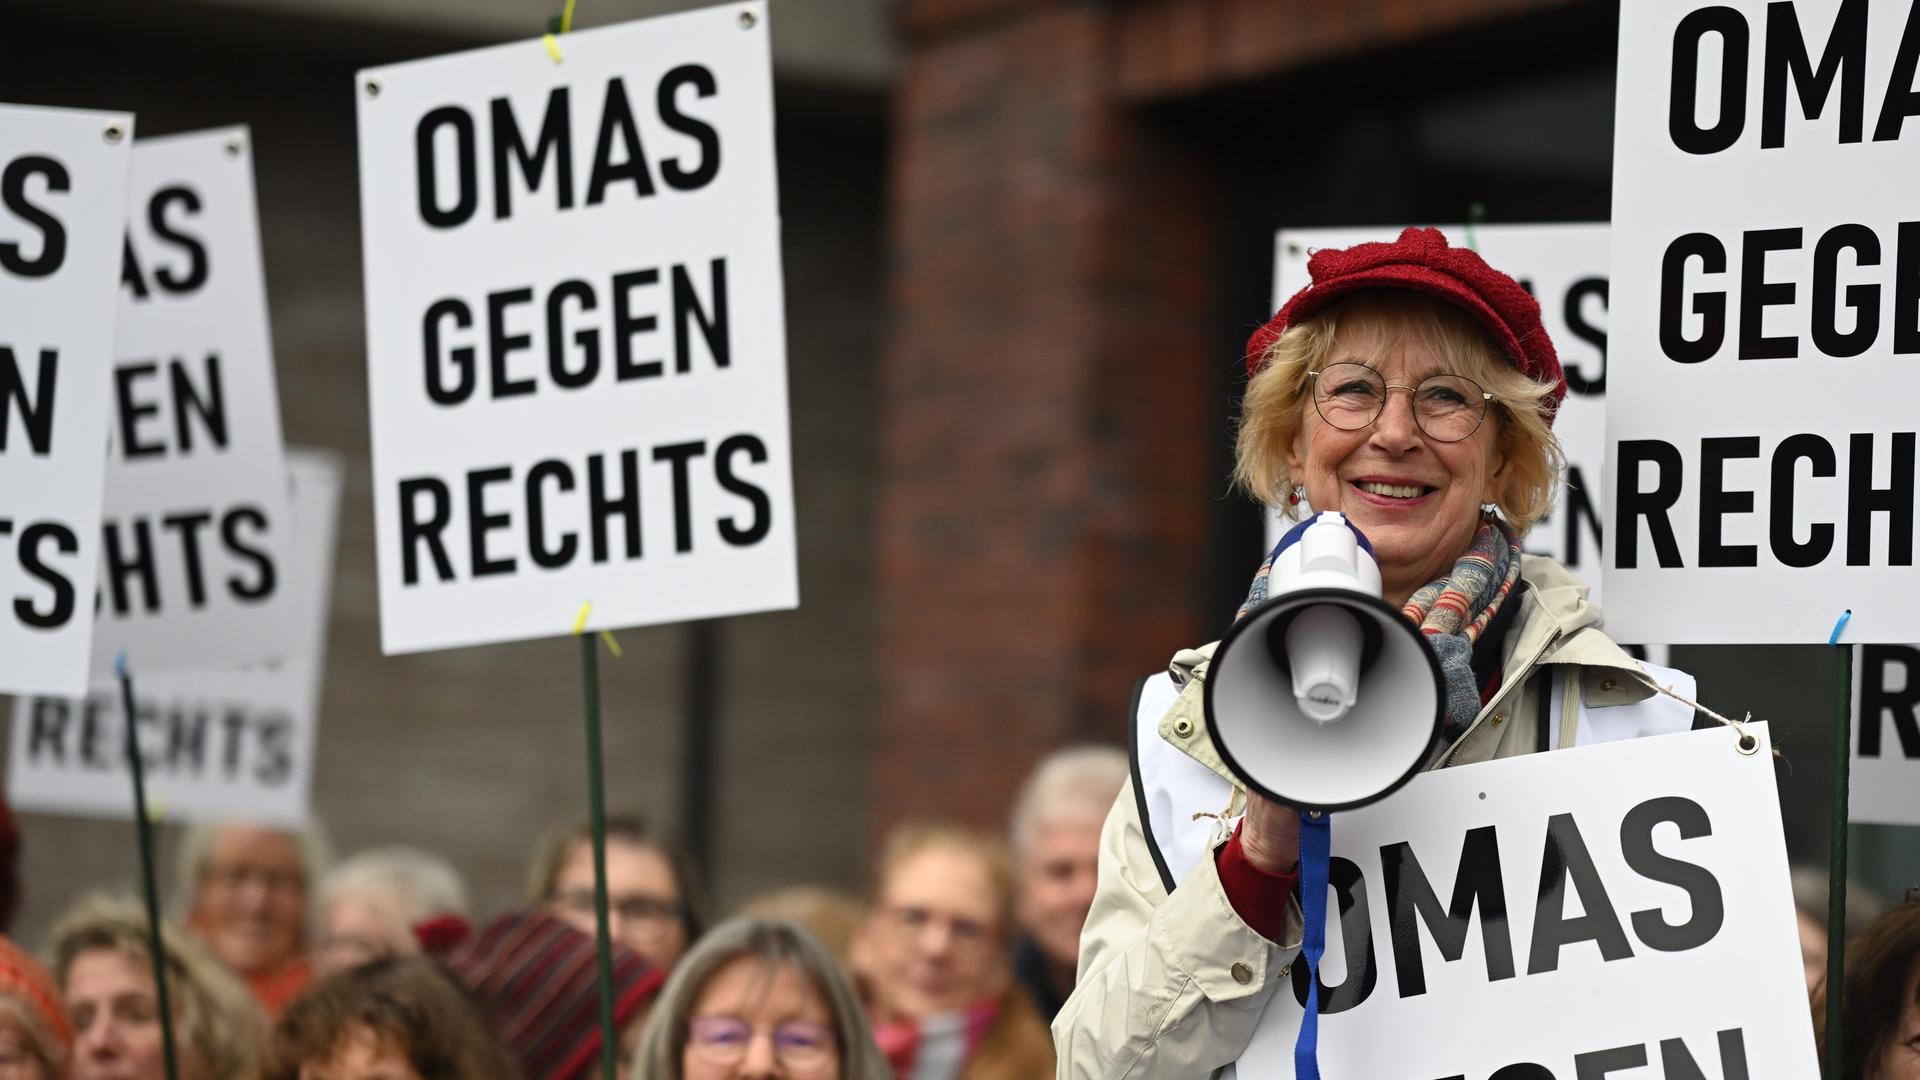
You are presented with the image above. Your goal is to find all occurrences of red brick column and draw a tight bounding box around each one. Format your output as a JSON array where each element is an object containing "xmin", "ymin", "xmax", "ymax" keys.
[{"xmin": 870, "ymin": 0, "xmax": 1219, "ymax": 832}]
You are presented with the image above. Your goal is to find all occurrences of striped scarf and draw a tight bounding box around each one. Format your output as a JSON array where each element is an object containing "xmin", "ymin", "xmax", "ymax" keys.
[{"xmin": 1237, "ymin": 514, "xmax": 1523, "ymax": 742}]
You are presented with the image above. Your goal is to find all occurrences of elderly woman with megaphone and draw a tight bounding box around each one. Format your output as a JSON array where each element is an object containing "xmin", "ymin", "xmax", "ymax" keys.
[{"xmin": 1052, "ymin": 228, "xmax": 1700, "ymax": 1077}]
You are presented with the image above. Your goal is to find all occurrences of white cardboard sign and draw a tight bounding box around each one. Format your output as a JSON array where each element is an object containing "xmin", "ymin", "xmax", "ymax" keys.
[
  {"xmin": 356, "ymin": 3, "xmax": 796, "ymax": 654},
  {"xmin": 1605, "ymin": 0, "xmax": 1920, "ymax": 643},
  {"xmin": 92, "ymin": 127, "xmax": 295, "ymax": 676},
  {"xmin": 1, "ymin": 104, "xmax": 133, "ymax": 697},
  {"xmin": 1852, "ymin": 644, "xmax": 1920, "ymax": 826},
  {"xmin": 1235, "ymin": 724, "xmax": 1816, "ymax": 1078},
  {"xmin": 9, "ymin": 449, "xmax": 342, "ymax": 828}
]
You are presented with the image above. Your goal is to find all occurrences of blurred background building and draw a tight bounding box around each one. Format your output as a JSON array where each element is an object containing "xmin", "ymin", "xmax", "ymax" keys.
[{"xmin": 2, "ymin": 0, "xmax": 1913, "ymax": 944}]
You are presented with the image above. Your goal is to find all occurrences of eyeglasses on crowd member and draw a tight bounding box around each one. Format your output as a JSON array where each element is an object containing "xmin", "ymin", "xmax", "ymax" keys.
[
  {"xmin": 634, "ymin": 917, "xmax": 887, "ymax": 1080},
  {"xmin": 1816, "ymin": 895, "xmax": 1920, "ymax": 1080},
  {"xmin": 855, "ymin": 822, "xmax": 1054, "ymax": 1080},
  {"xmin": 0, "ymin": 936, "xmax": 72, "ymax": 1079},
  {"xmin": 1058, "ymin": 228, "xmax": 1711, "ymax": 1076},
  {"xmin": 267, "ymin": 955, "xmax": 515, "ymax": 1080},
  {"xmin": 527, "ymin": 815, "xmax": 705, "ymax": 973},
  {"xmin": 313, "ymin": 848, "xmax": 468, "ymax": 979},
  {"xmin": 1006, "ymin": 746, "xmax": 1127, "ymax": 1022},
  {"xmin": 444, "ymin": 908, "xmax": 664, "ymax": 1080},
  {"xmin": 51, "ymin": 894, "xmax": 266, "ymax": 1080},
  {"xmin": 174, "ymin": 821, "xmax": 330, "ymax": 1016}
]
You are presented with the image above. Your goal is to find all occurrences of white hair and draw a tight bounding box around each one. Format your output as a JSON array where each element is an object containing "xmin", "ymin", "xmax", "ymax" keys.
[
  {"xmin": 171, "ymin": 819, "xmax": 332, "ymax": 927},
  {"xmin": 1009, "ymin": 745, "xmax": 1128, "ymax": 859},
  {"xmin": 318, "ymin": 846, "xmax": 468, "ymax": 926}
]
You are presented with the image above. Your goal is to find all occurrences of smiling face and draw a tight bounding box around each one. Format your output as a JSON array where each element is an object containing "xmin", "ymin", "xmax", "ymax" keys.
[
  {"xmin": 1283, "ymin": 320, "xmax": 1511, "ymax": 607},
  {"xmin": 193, "ymin": 825, "xmax": 308, "ymax": 977}
]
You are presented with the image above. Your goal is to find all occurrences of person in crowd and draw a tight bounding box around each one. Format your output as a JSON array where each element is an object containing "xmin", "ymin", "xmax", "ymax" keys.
[
  {"xmin": 444, "ymin": 908, "xmax": 663, "ymax": 1080},
  {"xmin": 0, "ymin": 936, "xmax": 73, "ymax": 1079},
  {"xmin": 1005, "ymin": 747, "xmax": 1126, "ymax": 1021},
  {"xmin": 634, "ymin": 917, "xmax": 888, "ymax": 1080},
  {"xmin": 313, "ymin": 848, "xmax": 468, "ymax": 979},
  {"xmin": 1794, "ymin": 866, "xmax": 1888, "ymax": 995},
  {"xmin": 51, "ymin": 894, "xmax": 266, "ymax": 1080},
  {"xmin": 175, "ymin": 822, "xmax": 328, "ymax": 1015},
  {"xmin": 528, "ymin": 816, "xmax": 704, "ymax": 973},
  {"xmin": 737, "ymin": 887, "xmax": 866, "ymax": 971},
  {"xmin": 1816, "ymin": 894, "xmax": 1920, "ymax": 1079},
  {"xmin": 267, "ymin": 955, "xmax": 516, "ymax": 1080},
  {"xmin": 1056, "ymin": 227, "xmax": 1708, "ymax": 1074},
  {"xmin": 856, "ymin": 822, "xmax": 1053, "ymax": 1080}
]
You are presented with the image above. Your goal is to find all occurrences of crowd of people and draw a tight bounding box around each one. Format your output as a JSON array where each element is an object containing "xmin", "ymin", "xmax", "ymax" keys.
[
  {"xmin": 0, "ymin": 743, "xmax": 1907, "ymax": 1079},
  {"xmin": 0, "ymin": 745, "xmax": 1132, "ymax": 1079}
]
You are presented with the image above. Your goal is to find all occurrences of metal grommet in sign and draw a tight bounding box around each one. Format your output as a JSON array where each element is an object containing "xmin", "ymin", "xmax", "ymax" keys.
[
  {"xmin": 102, "ymin": 122, "xmax": 125, "ymax": 145},
  {"xmin": 1736, "ymin": 731, "xmax": 1760, "ymax": 755},
  {"xmin": 1286, "ymin": 241, "xmax": 1303, "ymax": 256},
  {"xmin": 738, "ymin": 8, "xmax": 757, "ymax": 28},
  {"xmin": 364, "ymin": 78, "xmax": 382, "ymax": 99},
  {"xmin": 225, "ymin": 138, "xmax": 243, "ymax": 159},
  {"xmin": 1172, "ymin": 717, "xmax": 1194, "ymax": 738}
]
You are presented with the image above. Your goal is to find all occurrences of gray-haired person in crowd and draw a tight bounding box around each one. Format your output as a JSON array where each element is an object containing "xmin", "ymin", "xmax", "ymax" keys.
[
  {"xmin": 1007, "ymin": 746, "xmax": 1128, "ymax": 1020},
  {"xmin": 314, "ymin": 846, "xmax": 470, "ymax": 978},
  {"xmin": 634, "ymin": 917, "xmax": 889, "ymax": 1080},
  {"xmin": 173, "ymin": 821, "xmax": 330, "ymax": 1015}
]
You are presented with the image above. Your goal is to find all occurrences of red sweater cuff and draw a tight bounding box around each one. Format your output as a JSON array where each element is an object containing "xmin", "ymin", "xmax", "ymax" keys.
[{"xmin": 1216, "ymin": 821, "xmax": 1299, "ymax": 943}]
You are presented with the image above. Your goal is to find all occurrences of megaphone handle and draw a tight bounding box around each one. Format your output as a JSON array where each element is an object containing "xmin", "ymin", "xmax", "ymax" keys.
[{"xmin": 1294, "ymin": 810, "xmax": 1330, "ymax": 1080}]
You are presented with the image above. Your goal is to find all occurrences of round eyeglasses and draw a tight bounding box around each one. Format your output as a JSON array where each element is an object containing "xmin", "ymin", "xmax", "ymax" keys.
[
  {"xmin": 1305, "ymin": 362, "xmax": 1494, "ymax": 443},
  {"xmin": 686, "ymin": 1017, "xmax": 838, "ymax": 1072}
]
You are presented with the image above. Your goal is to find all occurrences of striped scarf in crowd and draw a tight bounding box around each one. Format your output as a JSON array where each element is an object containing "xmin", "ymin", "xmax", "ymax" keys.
[{"xmin": 1236, "ymin": 513, "xmax": 1523, "ymax": 743}]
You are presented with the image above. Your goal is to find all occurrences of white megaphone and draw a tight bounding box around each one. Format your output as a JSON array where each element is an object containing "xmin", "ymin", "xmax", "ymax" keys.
[{"xmin": 1205, "ymin": 511, "xmax": 1446, "ymax": 812}]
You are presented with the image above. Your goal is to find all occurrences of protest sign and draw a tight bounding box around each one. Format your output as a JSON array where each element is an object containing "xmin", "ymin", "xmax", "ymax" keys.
[
  {"xmin": 355, "ymin": 3, "xmax": 796, "ymax": 654},
  {"xmin": 91, "ymin": 126, "xmax": 296, "ymax": 675},
  {"xmin": 1605, "ymin": 0, "xmax": 1920, "ymax": 643},
  {"xmin": 0, "ymin": 104, "xmax": 133, "ymax": 697},
  {"xmin": 1852, "ymin": 644, "xmax": 1920, "ymax": 826},
  {"xmin": 1232, "ymin": 724, "xmax": 1815, "ymax": 1078},
  {"xmin": 9, "ymin": 449, "xmax": 341, "ymax": 828}
]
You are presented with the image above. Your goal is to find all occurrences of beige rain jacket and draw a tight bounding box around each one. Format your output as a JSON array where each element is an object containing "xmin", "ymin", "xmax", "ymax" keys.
[{"xmin": 1052, "ymin": 555, "xmax": 1685, "ymax": 1078}]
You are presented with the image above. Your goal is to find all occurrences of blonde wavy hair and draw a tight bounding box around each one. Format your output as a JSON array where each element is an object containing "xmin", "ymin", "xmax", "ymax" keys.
[
  {"xmin": 51, "ymin": 894, "xmax": 267, "ymax": 1080},
  {"xmin": 1234, "ymin": 290, "xmax": 1565, "ymax": 537}
]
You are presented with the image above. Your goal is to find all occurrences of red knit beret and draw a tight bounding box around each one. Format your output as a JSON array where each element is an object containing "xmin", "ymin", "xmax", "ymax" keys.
[
  {"xmin": 1246, "ymin": 226, "xmax": 1567, "ymax": 421},
  {"xmin": 444, "ymin": 910, "xmax": 664, "ymax": 1080}
]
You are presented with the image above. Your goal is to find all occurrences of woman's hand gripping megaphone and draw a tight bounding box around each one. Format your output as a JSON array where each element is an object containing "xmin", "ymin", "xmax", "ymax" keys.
[{"xmin": 1240, "ymin": 792, "xmax": 1302, "ymax": 875}]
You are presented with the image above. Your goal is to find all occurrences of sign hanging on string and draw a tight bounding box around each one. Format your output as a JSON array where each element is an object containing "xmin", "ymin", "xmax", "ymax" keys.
[
  {"xmin": 1604, "ymin": 0, "xmax": 1920, "ymax": 643},
  {"xmin": 1225, "ymin": 724, "xmax": 1816, "ymax": 1077},
  {"xmin": 91, "ymin": 126, "xmax": 297, "ymax": 676},
  {"xmin": 8, "ymin": 449, "xmax": 342, "ymax": 827},
  {"xmin": 1851, "ymin": 643, "xmax": 1920, "ymax": 826},
  {"xmin": 1, "ymin": 104, "xmax": 135, "ymax": 698},
  {"xmin": 354, "ymin": 1, "xmax": 796, "ymax": 654}
]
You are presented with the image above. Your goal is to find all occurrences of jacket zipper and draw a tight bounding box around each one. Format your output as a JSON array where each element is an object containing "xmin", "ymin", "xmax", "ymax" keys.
[{"xmin": 1438, "ymin": 627, "xmax": 1563, "ymax": 769}]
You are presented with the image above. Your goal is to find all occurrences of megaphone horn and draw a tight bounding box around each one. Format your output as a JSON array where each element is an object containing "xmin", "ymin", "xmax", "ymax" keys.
[{"xmin": 1204, "ymin": 511, "xmax": 1447, "ymax": 813}]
